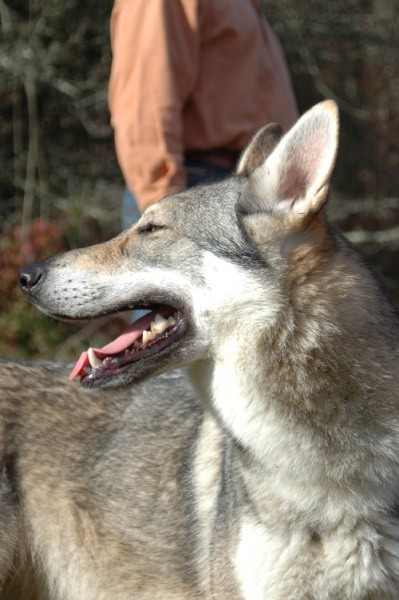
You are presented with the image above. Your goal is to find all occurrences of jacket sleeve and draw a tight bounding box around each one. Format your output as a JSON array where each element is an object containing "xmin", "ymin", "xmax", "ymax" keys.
[{"xmin": 109, "ymin": 0, "xmax": 199, "ymax": 211}]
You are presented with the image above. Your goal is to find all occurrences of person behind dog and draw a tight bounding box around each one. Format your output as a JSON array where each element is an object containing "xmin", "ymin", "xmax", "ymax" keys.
[{"xmin": 108, "ymin": 0, "xmax": 298, "ymax": 227}]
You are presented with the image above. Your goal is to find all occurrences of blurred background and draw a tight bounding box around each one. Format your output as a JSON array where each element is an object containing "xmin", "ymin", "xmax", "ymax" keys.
[{"xmin": 1, "ymin": 0, "xmax": 398, "ymax": 361}]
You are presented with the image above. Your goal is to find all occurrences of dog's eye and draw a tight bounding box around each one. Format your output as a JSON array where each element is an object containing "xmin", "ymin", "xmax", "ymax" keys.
[{"xmin": 138, "ymin": 223, "xmax": 165, "ymax": 234}]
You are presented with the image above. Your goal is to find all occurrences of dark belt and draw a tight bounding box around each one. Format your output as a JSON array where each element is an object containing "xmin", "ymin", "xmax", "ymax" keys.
[{"xmin": 185, "ymin": 148, "xmax": 241, "ymax": 171}]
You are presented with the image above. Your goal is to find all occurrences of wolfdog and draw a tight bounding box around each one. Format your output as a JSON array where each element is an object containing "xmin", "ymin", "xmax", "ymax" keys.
[{"xmin": 1, "ymin": 101, "xmax": 399, "ymax": 599}]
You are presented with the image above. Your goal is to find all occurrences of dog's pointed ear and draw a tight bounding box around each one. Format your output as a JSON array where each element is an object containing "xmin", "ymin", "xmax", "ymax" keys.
[
  {"xmin": 236, "ymin": 123, "xmax": 283, "ymax": 175},
  {"xmin": 238, "ymin": 101, "xmax": 339, "ymax": 219}
]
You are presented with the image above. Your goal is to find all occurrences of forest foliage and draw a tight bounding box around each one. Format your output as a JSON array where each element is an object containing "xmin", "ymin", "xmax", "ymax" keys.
[{"xmin": 1, "ymin": 0, "xmax": 398, "ymax": 359}]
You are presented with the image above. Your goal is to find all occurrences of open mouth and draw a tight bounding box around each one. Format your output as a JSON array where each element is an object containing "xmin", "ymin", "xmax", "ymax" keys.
[{"xmin": 69, "ymin": 305, "xmax": 186, "ymax": 385}]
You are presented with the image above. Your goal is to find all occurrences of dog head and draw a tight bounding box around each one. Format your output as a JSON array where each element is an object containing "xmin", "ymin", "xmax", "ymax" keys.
[{"xmin": 20, "ymin": 101, "xmax": 341, "ymax": 389}]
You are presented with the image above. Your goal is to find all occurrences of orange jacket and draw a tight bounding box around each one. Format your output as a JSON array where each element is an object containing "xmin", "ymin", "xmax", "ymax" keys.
[{"xmin": 109, "ymin": 0, "xmax": 298, "ymax": 210}]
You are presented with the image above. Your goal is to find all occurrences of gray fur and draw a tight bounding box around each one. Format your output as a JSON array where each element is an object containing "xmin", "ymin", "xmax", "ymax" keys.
[{"xmin": 2, "ymin": 102, "xmax": 399, "ymax": 599}]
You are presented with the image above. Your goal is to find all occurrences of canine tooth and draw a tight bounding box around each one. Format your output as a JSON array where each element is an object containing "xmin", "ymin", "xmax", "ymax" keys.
[
  {"xmin": 151, "ymin": 313, "xmax": 169, "ymax": 333},
  {"xmin": 88, "ymin": 348, "xmax": 101, "ymax": 369},
  {"xmin": 168, "ymin": 316, "xmax": 177, "ymax": 325},
  {"xmin": 142, "ymin": 330, "xmax": 155, "ymax": 344}
]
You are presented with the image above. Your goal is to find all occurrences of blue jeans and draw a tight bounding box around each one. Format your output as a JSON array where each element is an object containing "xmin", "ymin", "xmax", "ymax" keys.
[{"xmin": 121, "ymin": 187, "xmax": 142, "ymax": 230}]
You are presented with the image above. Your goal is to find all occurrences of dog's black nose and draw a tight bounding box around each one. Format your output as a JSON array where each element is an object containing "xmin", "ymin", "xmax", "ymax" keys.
[{"xmin": 20, "ymin": 263, "xmax": 43, "ymax": 292}]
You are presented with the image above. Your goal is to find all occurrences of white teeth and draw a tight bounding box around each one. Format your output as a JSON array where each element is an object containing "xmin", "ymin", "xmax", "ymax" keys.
[
  {"xmin": 142, "ymin": 312, "xmax": 177, "ymax": 345},
  {"xmin": 88, "ymin": 347, "xmax": 102, "ymax": 369},
  {"xmin": 142, "ymin": 330, "xmax": 155, "ymax": 344},
  {"xmin": 150, "ymin": 313, "xmax": 169, "ymax": 333}
]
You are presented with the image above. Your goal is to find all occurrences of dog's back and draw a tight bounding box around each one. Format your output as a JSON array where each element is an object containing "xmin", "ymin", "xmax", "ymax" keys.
[{"xmin": 0, "ymin": 362, "xmax": 219, "ymax": 599}]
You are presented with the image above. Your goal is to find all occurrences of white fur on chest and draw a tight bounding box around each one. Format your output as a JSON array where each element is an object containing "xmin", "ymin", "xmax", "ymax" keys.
[
  {"xmin": 210, "ymin": 354, "xmax": 399, "ymax": 599},
  {"xmin": 211, "ymin": 354, "xmax": 327, "ymax": 499},
  {"xmin": 235, "ymin": 515, "xmax": 399, "ymax": 600}
]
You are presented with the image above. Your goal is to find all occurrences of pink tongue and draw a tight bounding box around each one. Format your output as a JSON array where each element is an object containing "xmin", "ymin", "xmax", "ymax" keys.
[
  {"xmin": 98, "ymin": 311, "xmax": 155, "ymax": 355},
  {"xmin": 69, "ymin": 311, "xmax": 157, "ymax": 381}
]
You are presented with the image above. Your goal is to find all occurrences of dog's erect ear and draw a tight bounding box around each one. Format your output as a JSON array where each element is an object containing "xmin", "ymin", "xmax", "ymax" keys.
[
  {"xmin": 236, "ymin": 123, "xmax": 283, "ymax": 175},
  {"xmin": 238, "ymin": 101, "xmax": 339, "ymax": 218}
]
